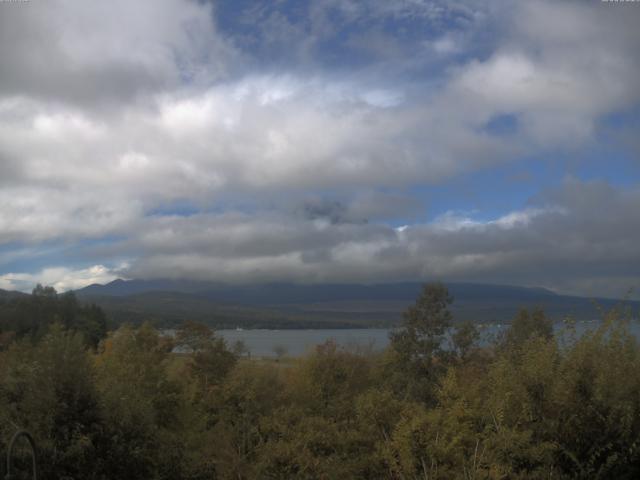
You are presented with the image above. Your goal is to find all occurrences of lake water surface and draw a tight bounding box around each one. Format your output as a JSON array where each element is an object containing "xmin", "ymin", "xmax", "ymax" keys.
[{"xmin": 216, "ymin": 320, "xmax": 640, "ymax": 357}]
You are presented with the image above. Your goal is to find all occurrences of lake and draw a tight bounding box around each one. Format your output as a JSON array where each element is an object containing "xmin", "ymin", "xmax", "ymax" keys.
[{"xmin": 215, "ymin": 320, "xmax": 640, "ymax": 357}]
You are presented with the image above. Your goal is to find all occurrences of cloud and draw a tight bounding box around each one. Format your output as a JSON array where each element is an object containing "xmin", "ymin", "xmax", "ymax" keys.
[
  {"xmin": 77, "ymin": 179, "xmax": 634, "ymax": 299},
  {"xmin": 1, "ymin": 0, "xmax": 637, "ymax": 245},
  {"xmin": 295, "ymin": 191, "xmax": 420, "ymax": 224},
  {"xmin": 446, "ymin": 0, "xmax": 640, "ymax": 146},
  {"xmin": 0, "ymin": 185, "xmax": 142, "ymax": 244},
  {"xmin": 0, "ymin": 0, "xmax": 639, "ymax": 298},
  {"xmin": 0, "ymin": 72, "xmax": 516, "ymax": 244},
  {"xmin": 0, "ymin": 264, "xmax": 123, "ymax": 293},
  {"xmin": 0, "ymin": 0, "xmax": 234, "ymax": 107},
  {"xmin": 430, "ymin": 207, "xmax": 566, "ymax": 232}
]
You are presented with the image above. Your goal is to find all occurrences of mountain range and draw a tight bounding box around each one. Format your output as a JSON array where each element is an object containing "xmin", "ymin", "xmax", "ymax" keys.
[
  {"xmin": 70, "ymin": 279, "xmax": 638, "ymax": 329},
  {"xmin": 0, "ymin": 289, "xmax": 28, "ymax": 301}
]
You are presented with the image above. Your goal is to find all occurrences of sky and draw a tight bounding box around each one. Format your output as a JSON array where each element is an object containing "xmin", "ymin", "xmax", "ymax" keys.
[{"xmin": 0, "ymin": 0, "xmax": 639, "ymax": 298}]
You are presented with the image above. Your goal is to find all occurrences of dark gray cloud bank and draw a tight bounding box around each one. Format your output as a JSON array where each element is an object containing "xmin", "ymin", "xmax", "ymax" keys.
[{"xmin": 0, "ymin": 0, "xmax": 638, "ymax": 298}]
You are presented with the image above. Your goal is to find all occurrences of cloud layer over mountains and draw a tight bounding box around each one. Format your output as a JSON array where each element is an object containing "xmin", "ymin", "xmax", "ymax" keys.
[{"xmin": 0, "ymin": 0, "xmax": 639, "ymax": 298}]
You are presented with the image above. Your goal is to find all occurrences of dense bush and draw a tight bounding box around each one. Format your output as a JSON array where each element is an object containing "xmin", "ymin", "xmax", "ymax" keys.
[{"xmin": 1, "ymin": 283, "xmax": 639, "ymax": 479}]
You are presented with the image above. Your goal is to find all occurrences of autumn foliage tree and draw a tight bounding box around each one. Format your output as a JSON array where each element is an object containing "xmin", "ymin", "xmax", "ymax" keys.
[{"xmin": 388, "ymin": 282, "xmax": 453, "ymax": 401}]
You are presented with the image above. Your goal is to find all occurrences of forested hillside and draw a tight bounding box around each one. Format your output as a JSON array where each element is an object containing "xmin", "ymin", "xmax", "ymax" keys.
[
  {"xmin": 1, "ymin": 283, "xmax": 639, "ymax": 479},
  {"xmin": 0, "ymin": 285, "xmax": 107, "ymax": 348},
  {"xmin": 75, "ymin": 279, "xmax": 639, "ymax": 328}
]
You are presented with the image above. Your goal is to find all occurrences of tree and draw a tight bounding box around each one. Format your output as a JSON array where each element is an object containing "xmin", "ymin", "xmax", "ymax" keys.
[
  {"xmin": 203, "ymin": 363, "xmax": 284, "ymax": 479},
  {"xmin": 388, "ymin": 282, "xmax": 453, "ymax": 401},
  {"xmin": 190, "ymin": 337, "xmax": 237, "ymax": 389},
  {"xmin": 0, "ymin": 286, "xmax": 107, "ymax": 348},
  {"xmin": 176, "ymin": 321, "xmax": 237, "ymax": 389},
  {"xmin": 452, "ymin": 320, "xmax": 480, "ymax": 360},
  {"xmin": 232, "ymin": 339, "xmax": 250, "ymax": 358},
  {"xmin": 0, "ymin": 324, "xmax": 104, "ymax": 479},
  {"xmin": 32, "ymin": 284, "xmax": 57, "ymax": 297},
  {"xmin": 175, "ymin": 320, "xmax": 213, "ymax": 353},
  {"xmin": 501, "ymin": 307, "xmax": 553, "ymax": 351},
  {"xmin": 76, "ymin": 303, "xmax": 108, "ymax": 349},
  {"xmin": 273, "ymin": 344, "xmax": 288, "ymax": 361},
  {"xmin": 95, "ymin": 323, "xmax": 185, "ymax": 480},
  {"xmin": 256, "ymin": 341, "xmax": 379, "ymax": 479}
]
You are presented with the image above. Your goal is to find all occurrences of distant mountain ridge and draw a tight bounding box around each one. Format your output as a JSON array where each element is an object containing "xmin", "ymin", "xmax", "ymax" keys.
[
  {"xmin": 74, "ymin": 279, "xmax": 637, "ymax": 329},
  {"xmin": 77, "ymin": 279, "xmax": 560, "ymax": 304},
  {"xmin": 0, "ymin": 288, "xmax": 28, "ymax": 300}
]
